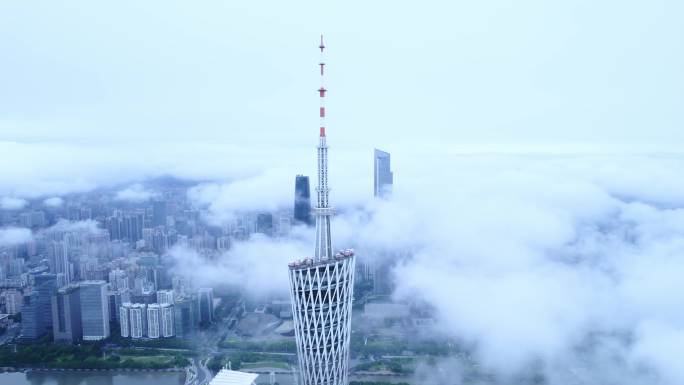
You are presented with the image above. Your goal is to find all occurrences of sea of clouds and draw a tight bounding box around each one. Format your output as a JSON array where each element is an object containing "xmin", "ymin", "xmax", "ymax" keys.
[{"xmin": 3, "ymin": 144, "xmax": 684, "ymax": 384}]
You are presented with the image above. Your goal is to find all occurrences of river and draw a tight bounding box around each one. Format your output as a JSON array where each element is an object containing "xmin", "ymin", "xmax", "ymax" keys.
[
  {"xmin": 0, "ymin": 371, "xmax": 185, "ymax": 385},
  {"xmin": 0, "ymin": 370, "xmax": 415, "ymax": 385}
]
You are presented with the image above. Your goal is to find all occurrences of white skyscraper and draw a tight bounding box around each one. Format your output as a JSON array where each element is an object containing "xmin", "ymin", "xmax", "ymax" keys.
[
  {"xmin": 129, "ymin": 303, "xmax": 147, "ymax": 339},
  {"xmin": 2, "ymin": 290, "xmax": 23, "ymax": 315},
  {"xmin": 288, "ymin": 36, "xmax": 356, "ymax": 385},
  {"xmin": 49, "ymin": 241, "xmax": 70, "ymax": 285},
  {"xmin": 147, "ymin": 303, "xmax": 161, "ymax": 339},
  {"xmin": 157, "ymin": 290, "xmax": 175, "ymax": 305},
  {"xmin": 109, "ymin": 269, "xmax": 128, "ymax": 291},
  {"xmin": 120, "ymin": 302, "xmax": 131, "ymax": 337},
  {"xmin": 160, "ymin": 303, "xmax": 174, "ymax": 337}
]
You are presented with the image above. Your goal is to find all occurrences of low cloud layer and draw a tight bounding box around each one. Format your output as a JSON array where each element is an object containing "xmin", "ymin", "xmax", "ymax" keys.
[
  {"xmin": 42, "ymin": 219, "xmax": 103, "ymax": 235},
  {"xmin": 4, "ymin": 136, "xmax": 684, "ymax": 383},
  {"xmin": 0, "ymin": 227, "xmax": 33, "ymax": 246},
  {"xmin": 115, "ymin": 184, "xmax": 159, "ymax": 203},
  {"xmin": 0, "ymin": 197, "xmax": 27, "ymax": 210},
  {"xmin": 168, "ymin": 228, "xmax": 312, "ymax": 298},
  {"xmin": 43, "ymin": 196, "xmax": 64, "ymax": 208},
  {"xmin": 173, "ymin": 153, "xmax": 684, "ymax": 384}
]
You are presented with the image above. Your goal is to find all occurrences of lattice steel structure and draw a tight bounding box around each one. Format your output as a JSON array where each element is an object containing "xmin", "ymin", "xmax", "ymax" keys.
[{"xmin": 288, "ymin": 36, "xmax": 356, "ymax": 385}]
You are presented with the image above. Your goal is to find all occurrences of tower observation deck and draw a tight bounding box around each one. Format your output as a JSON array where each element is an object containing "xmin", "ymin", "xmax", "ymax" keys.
[{"xmin": 288, "ymin": 36, "xmax": 356, "ymax": 385}]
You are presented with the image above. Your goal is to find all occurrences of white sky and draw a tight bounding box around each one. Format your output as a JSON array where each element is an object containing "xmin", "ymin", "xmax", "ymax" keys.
[{"xmin": 1, "ymin": 0, "xmax": 682, "ymax": 150}]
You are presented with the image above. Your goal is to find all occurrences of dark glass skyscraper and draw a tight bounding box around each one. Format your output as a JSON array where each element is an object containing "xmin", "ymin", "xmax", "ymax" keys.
[
  {"xmin": 20, "ymin": 293, "xmax": 43, "ymax": 340},
  {"xmin": 21, "ymin": 273, "xmax": 57, "ymax": 340},
  {"xmin": 174, "ymin": 295, "xmax": 199, "ymax": 339},
  {"xmin": 52, "ymin": 285, "xmax": 82, "ymax": 343},
  {"xmin": 373, "ymin": 149, "xmax": 393, "ymax": 198},
  {"xmin": 197, "ymin": 288, "xmax": 214, "ymax": 325},
  {"xmin": 294, "ymin": 175, "xmax": 312, "ymax": 225}
]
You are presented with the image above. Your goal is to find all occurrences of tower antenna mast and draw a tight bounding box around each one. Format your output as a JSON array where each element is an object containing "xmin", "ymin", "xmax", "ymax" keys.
[{"xmin": 314, "ymin": 35, "xmax": 333, "ymax": 261}]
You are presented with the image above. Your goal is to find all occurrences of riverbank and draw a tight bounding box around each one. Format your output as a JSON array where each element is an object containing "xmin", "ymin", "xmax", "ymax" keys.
[
  {"xmin": 0, "ymin": 370, "xmax": 187, "ymax": 385},
  {"xmin": 0, "ymin": 366, "xmax": 186, "ymax": 373}
]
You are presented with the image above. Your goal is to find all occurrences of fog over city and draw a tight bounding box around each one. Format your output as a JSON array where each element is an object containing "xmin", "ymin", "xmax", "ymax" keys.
[{"xmin": 2, "ymin": 1, "xmax": 684, "ymax": 385}]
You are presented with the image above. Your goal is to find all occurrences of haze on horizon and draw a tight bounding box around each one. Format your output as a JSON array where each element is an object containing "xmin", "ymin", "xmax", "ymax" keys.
[{"xmin": 1, "ymin": 0, "xmax": 682, "ymax": 149}]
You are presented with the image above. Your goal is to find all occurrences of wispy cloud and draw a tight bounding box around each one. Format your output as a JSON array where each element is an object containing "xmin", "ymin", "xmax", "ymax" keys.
[
  {"xmin": 0, "ymin": 227, "xmax": 32, "ymax": 246},
  {"xmin": 114, "ymin": 184, "xmax": 159, "ymax": 203},
  {"xmin": 0, "ymin": 197, "xmax": 27, "ymax": 210},
  {"xmin": 43, "ymin": 196, "xmax": 64, "ymax": 208}
]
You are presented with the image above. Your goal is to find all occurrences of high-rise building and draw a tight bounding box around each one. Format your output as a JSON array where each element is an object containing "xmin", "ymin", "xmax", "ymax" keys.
[
  {"xmin": 157, "ymin": 290, "xmax": 175, "ymax": 305},
  {"xmin": 105, "ymin": 213, "xmax": 144, "ymax": 242},
  {"xmin": 108, "ymin": 291, "xmax": 119, "ymax": 324},
  {"xmin": 294, "ymin": 175, "xmax": 312, "ymax": 225},
  {"xmin": 105, "ymin": 215, "xmax": 122, "ymax": 240},
  {"xmin": 19, "ymin": 210, "xmax": 46, "ymax": 228},
  {"xmin": 147, "ymin": 303, "xmax": 161, "ymax": 339},
  {"xmin": 48, "ymin": 241, "xmax": 70, "ymax": 285},
  {"xmin": 80, "ymin": 280, "xmax": 110, "ymax": 341},
  {"xmin": 9, "ymin": 257, "xmax": 25, "ymax": 277},
  {"xmin": 151, "ymin": 228, "xmax": 170, "ymax": 254},
  {"xmin": 123, "ymin": 212, "xmax": 144, "ymax": 242},
  {"xmin": 129, "ymin": 303, "xmax": 147, "ymax": 339},
  {"xmin": 52, "ymin": 285, "xmax": 82, "ymax": 343},
  {"xmin": 111, "ymin": 289, "xmax": 130, "ymax": 324},
  {"xmin": 216, "ymin": 235, "xmax": 231, "ymax": 251},
  {"xmin": 373, "ymin": 149, "xmax": 393, "ymax": 198},
  {"xmin": 256, "ymin": 213, "xmax": 274, "ymax": 236},
  {"xmin": 277, "ymin": 214, "xmax": 293, "ymax": 237},
  {"xmin": 109, "ymin": 269, "xmax": 129, "ymax": 291},
  {"xmin": 288, "ymin": 36, "xmax": 356, "ymax": 385},
  {"xmin": 197, "ymin": 288, "xmax": 214, "ymax": 325},
  {"xmin": 2, "ymin": 289, "xmax": 23, "ymax": 315},
  {"xmin": 120, "ymin": 302, "xmax": 131, "ymax": 337},
  {"xmin": 174, "ymin": 295, "xmax": 198, "ymax": 338},
  {"xmin": 152, "ymin": 200, "xmax": 167, "ymax": 227},
  {"xmin": 20, "ymin": 293, "xmax": 43, "ymax": 340},
  {"xmin": 21, "ymin": 273, "xmax": 57, "ymax": 340},
  {"xmin": 160, "ymin": 303, "xmax": 174, "ymax": 337}
]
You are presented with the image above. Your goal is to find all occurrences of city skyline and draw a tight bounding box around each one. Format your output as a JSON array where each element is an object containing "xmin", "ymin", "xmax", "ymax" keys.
[{"xmin": 1, "ymin": 2, "xmax": 684, "ymax": 385}]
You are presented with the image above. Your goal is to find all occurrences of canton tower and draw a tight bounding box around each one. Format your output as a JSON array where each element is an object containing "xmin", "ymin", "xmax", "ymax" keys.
[{"xmin": 288, "ymin": 36, "xmax": 356, "ymax": 385}]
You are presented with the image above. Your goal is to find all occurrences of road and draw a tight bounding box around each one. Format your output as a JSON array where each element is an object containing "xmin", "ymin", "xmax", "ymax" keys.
[{"xmin": 194, "ymin": 357, "xmax": 212, "ymax": 385}]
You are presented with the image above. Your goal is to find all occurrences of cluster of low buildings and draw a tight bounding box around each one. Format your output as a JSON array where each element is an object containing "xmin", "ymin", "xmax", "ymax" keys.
[{"xmin": 118, "ymin": 288, "xmax": 214, "ymax": 340}]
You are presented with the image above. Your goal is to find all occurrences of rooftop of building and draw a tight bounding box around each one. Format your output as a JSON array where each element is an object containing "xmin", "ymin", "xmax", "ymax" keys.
[
  {"xmin": 57, "ymin": 284, "xmax": 80, "ymax": 293},
  {"xmin": 208, "ymin": 369, "xmax": 258, "ymax": 385},
  {"xmin": 122, "ymin": 302, "xmax": 147, "ymax": 309}
]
